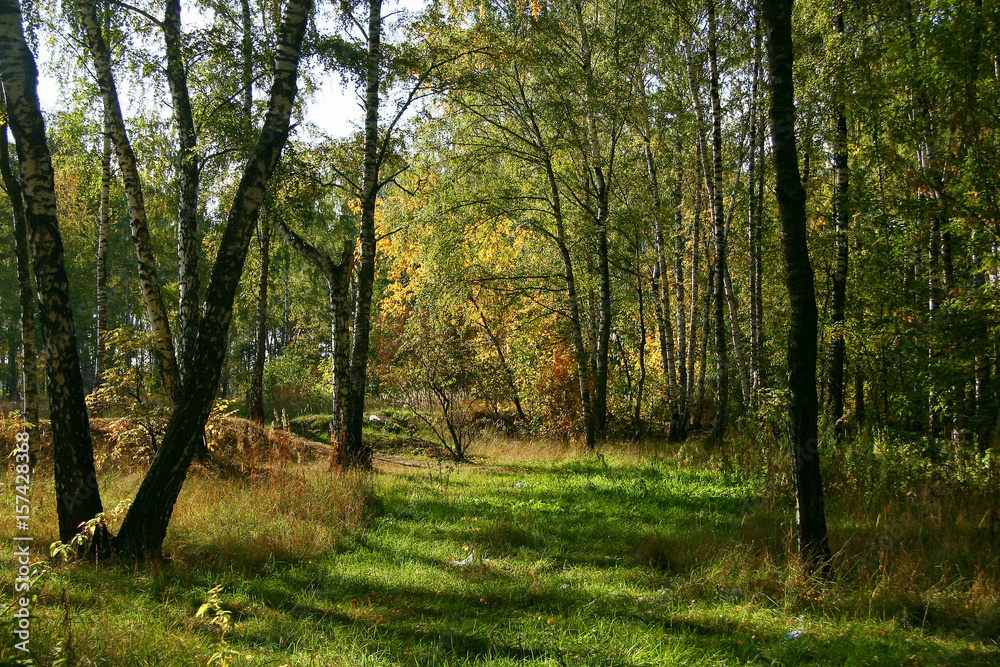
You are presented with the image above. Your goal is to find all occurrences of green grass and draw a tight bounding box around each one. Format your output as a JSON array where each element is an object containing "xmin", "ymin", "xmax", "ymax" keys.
[{"xmin": 2, "ymin": 446, "xmax": 998, "ymax": 666}]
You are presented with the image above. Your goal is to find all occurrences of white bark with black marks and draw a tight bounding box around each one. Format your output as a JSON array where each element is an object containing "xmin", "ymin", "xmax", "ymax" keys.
[
  {"xmin": 78, "ymin": 0, "xmax": 182, "ymax": 403},
  {"xmin": 112, "ymin": 0, "xmax": 313, "ymax": 559},
  {"xmin": 0, "ymin": 0, "xmax": 107, "ymax": 548}
]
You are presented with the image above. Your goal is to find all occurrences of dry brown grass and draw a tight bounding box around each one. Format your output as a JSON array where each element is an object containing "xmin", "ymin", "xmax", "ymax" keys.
[
  {"xmin": 2, "ymin": 410, "xmax": 367, "ymax": 568},
  {"xmin": 470, "ymin": 431, "xmax": 687, "ymax": 464},
  {"xmin": 167, "ymin": 461, "xmax": 373, "ymax": 568},
  {"xmin": 3, "ymin": 457, "xmax": 372, "ymax": 569},
  {"xmin": 466, "ymin": 432, "xmax": 580, "ymax": 463},
  {"xmin": 1, "ymin": 412, "xmax": 331, "ymax": 475}
]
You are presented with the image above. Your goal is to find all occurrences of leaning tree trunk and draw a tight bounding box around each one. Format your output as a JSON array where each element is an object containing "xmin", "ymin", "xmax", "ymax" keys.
[
  {"xmin": 94, "ymin": 115, "xmax": 111, "ymax": 389},
  {"xmin": 344, "ymin": 0, "xmax": 383, "ymax": 470},
  {"xmin": 164, "ymin": 0, "xmax": 202, "ymax": 383},
  {"xmin": 826, "ymin": 1, "xmax": 850, "ymax": 440},
  {"xmin": 546, "ymin": 157, "xmax": 596, "ymax": 450},
  {"xmin": 643, "ymin": 128, "xmax": 678, "ymax": 423},
  {"xmin": 111, "ymin": 0, "xmax": 312, "ymax": 559},
  {"xmin": 247, "ymin": 216, "xmax": 270, "ymax": 424},
  {"xmin": 762, "ymin": 0, "xmax": 831, "ymax": 570},
  {"xmin": 78, "ymin": 0, "xmax": 181, "ymax": 403},
  {"xmin": 0, "ymin": 114, "xmax": 38, "ymax": 427},
  {"xmin": 0, "ymin": 7, "xmax": 107, "ymax": 546}
]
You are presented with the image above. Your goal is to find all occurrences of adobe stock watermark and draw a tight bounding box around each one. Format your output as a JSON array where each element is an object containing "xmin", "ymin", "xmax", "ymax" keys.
[
  {"xmin": 793, "ymin": 437, "xmax": 822, "ymax": 472},
  {"xmin": 11, "ymin": 429, "xmax": 33, "ymax": 654}
]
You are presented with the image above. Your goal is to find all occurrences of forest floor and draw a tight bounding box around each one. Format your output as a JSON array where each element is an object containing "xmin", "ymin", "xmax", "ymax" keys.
[{"xmin": 2, "ymin": 432, "xmax": 999, "ymax": 666}]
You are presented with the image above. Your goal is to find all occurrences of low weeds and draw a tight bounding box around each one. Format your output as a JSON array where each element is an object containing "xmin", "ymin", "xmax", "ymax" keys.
[{"xmin": 670, "ymin": 426, "xmax": 1000, "ymax": 640}]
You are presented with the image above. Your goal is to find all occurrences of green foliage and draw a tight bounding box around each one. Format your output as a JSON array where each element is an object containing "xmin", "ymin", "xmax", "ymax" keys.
[
  {"xmin": 262, "ymin": 341, "xmax": 332, "ymax": 417},
  {"xmin": 86, "ymin": 327, "xmax": 173, "ymax": 460},
  {"xmin": 384, "ymin": 289, "xmax": 507, "ymax": 461}
]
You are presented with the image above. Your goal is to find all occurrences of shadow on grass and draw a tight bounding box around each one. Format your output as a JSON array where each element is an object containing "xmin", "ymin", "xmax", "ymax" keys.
[{"xmin": 25, "ymin": 459, "xmax": 997, "ymax": 666}]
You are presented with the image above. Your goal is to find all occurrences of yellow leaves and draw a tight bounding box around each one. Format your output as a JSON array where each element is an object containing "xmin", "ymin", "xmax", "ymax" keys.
[{"xmin": 530, "ymin": 0, "xmax": 542, "ymax": 18}]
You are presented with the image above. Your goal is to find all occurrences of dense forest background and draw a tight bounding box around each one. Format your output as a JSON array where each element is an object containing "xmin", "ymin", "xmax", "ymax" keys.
[
  {"xmin": 5, "ymin": 0, "xmax": 1000, "ymax": 465},
  {"xmin": 6, "ymin": 0, "xmax": 1000, "ymax": 450},
  {"xmin": 2, "ymin": 0, "xmax": 1000, "ymax": 661}
]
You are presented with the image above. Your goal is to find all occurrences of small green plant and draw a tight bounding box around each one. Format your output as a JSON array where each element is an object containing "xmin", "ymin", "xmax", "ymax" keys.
[
  {"xmin": 196, "ymin": 585, "xmax": 249, "ymax": 667},
  {"xmin": 50, "ymin": 501, "xmax": 131, "ymax": 563},
  {"xmin": 427, "ymin": 458, "xmax": 454, "ymax": 500}
]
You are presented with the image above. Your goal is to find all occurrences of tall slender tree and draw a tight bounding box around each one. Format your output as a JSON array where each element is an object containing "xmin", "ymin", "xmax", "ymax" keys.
[
  {"xmin": 827, "ymin": 0, "xmax": 850, "ymax": 439},
  {"xmin": 343, "ymin": 0, "xmax": 383, "ymax": 469},
  {"xmin": 0, "ymin": 106, "xmax": 37, "ymax": 428},
  {"xmin": 78, "ymin": 0, "xmax": 182, "ymax": 403},
  {"xmin": 274, "ymin": 217, "xmax": 354, "ymax": 454},
  {"xmin": 707, "ymin": 0, "xmax": 730, "ymax": 445},
  {"xmin": 163, "ymin": 0, "xmax": 202, "ymax": 382},
  {"xmin": 0, "ymin": 0, "xmax": 107, "ymax": 546},
  {"xmin": 762, "ymin": 0, "xmax": 831, "ymax": 569},
  {"xmin": 94, "ymin": 115, "xmax": 111, "ymax": 390},
  {"xmin": 247, "ymin": 214, "xmax": 272, "ymax": 424}
]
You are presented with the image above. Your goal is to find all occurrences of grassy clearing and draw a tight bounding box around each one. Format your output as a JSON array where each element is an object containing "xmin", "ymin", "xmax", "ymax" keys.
[{"xmin": 2, "ymin": 431, "xmax": 999, "ymax": 666}]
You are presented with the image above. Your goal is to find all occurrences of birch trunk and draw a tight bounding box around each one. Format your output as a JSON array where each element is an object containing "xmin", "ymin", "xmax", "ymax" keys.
[
  {"xmin": 112, "ymin": 0, "xmax": 312, "ymax": 559},
  {"xmin": 748, "ymin": 18, "xmax": 764, "ymax": 398},
  {"xmin": 247, "ymin": 215, "xmax": 270, "ymax": 424},
  {"xmin": 723, "ymin": 263, "xmax": 752, "ymax": 407},
  {"xmin": 78, "ymin": 0, "xmax": 181, "ymax": 403},
  {"xmin": 753, "ymin": 110, "xmax": 766, "ymax": 391},
  {"xmin": 762, "ymin": 0, "xmax": 831, "ymax": 569},
  {"xmin": 672, "ymin": 167, "xmax": 688, "ymax": 422},
  {"xmin": 547, "ymin": 159, "xmax": 596, "ymax": 449},
  {"xmin": 826, "ymin": 2, "xmax": 849, "ymax": 439},
  {"xmin": 694, "ymin": 260, "xmax": 715, "ymax": 430},
  {"xmin": 0, "ymin": 115, "xmax": 37, "ymax": 426},
  {"xmin": 330, "ymin": 259, "xmax": 353, "ymax": 457},
  {"xmin": 164, "ymin": 0, "xmax": 202, "ymax": 383},
  {"xmin": 642, "ymin": 128, "xmax": 678, "ymax": 415},
  {"xmin": 241, "ymin": 0, "xmax": 253, "ymax": 115},
  {"xmin": 0, "ymin": 5, "xmax": 107, "ymax": 547},
  {"xmin": 344, "ymin": 0, "xmax": 383, "ymax": 470},
  {"xmin": 573, "ymin": 0, "xmax": 612, "ymax": 438},
  {"xmin": 686, "ymin": 185, "xmax": 703, "ymax": 419},
  {"xmin": 634, "ymin": 254, "xmax": 647, "ymax": 431},
  {"xmin": 273, "ymin": 219, "xmax": 354, "ymax": 461},
  {"xmin": 95, "ymin": 116, "xmax": 111, "ymax": 389},
  {"xmin": 707, "ymin": 0, "xmax": 729, "ymax": 445}
]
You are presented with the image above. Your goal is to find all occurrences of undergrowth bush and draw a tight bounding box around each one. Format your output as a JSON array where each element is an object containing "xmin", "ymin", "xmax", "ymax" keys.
[{"xmin": 695, "ymin": 427, "xmax": 1000, "ymax": 637}]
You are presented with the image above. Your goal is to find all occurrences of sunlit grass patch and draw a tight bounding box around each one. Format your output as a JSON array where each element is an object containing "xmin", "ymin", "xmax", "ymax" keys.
[{"xmin": 3, "ymin": 433, "xmax": 999, "ymax": 666}]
